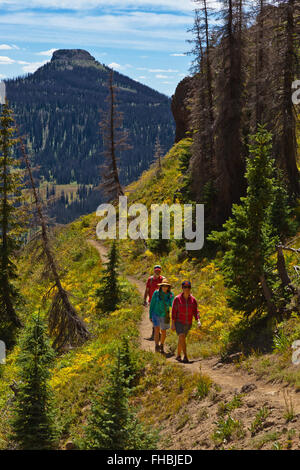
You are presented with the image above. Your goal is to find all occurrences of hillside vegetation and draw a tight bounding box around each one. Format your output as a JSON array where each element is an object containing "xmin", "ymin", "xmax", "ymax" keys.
[{"xmin": 1, "ymin": 136, "xmax": 300, "ymax": 450}]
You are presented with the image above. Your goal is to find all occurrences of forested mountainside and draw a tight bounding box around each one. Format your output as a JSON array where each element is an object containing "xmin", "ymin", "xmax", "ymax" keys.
[
  {"xmin": 5, "ymin": 49, "xmax": 175, "ymax": 222},
  {"xmin": 171, "ymin": 1, "xmax": 300, "ymax": 228}
]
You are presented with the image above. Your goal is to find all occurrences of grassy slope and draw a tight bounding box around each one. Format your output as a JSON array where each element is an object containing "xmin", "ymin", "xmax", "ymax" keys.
[
  {"xmin": 113, "ymin": 138, "xmax": 242, "ymax": 358},
  {"xmin": 117, "ymin": 138, "xmax": 300, "ymax": 387},
  {"xmin": 0, "ymin": 214, "xmax": 202, "ymax": 450},
  {"xmin": 1, "ymin": 137, "xmax": 300, "ymax": 450}
]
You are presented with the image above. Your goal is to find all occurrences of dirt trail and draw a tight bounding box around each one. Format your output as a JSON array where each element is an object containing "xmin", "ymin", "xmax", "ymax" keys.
[{"xmin": 88, "ymin": 239, "xmax": 300, "ymax": 415}]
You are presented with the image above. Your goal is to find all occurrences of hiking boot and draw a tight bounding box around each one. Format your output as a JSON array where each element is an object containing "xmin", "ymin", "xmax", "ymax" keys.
[
  {"xmin": 182, "ymin": 356, "xmax": 190, "ymax": 364},
  {"xmin": 160, "ymin": 344, "xmax": 165, "ymax": 354},
  {"xmin": 155, "ymin": 344, "xmax": 160, "ymax": 353},
  {"xmin": 175, "ymin": 355, "xmax": 182, "ymax": 362},
  {"xmin": 149, "ymin": 327, "xmax": 155, "ymax": 341}
]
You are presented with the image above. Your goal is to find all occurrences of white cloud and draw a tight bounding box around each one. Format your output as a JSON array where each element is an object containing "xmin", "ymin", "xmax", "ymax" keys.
[
  {"xmin": 108, "ymin": 62, "xmax": 123, "ymax": 70},
  {"xmin": 36, "ymin": 48, "xmax": 58, "ymax": 56},
  {"xmin": 170, "ymin": 53, "xmax": 185, "ymax": 57},
  {"xmin": 0, "ymin": 44, "xmax": 13, "ymax": 50},
  {"xmin": 0, "ymin": 11, "xmax": 193, "ymax": 52},
  {"xmin": 149, "ymin": 68, "xmax": 178, "ymax": 73},
  {"xmin": 108, "ymin": 62, "xmax": 133, "ymax": 71},
  {"xmin": 0, "ymin": 56, "xmax": 15, "ymax": 64},
  {"xmin": 156, "ymin": 74, "xmax": 168, "ymax": 79},
  {"xmin": 17, "ymin": 60, "xmax": 30, "ymax": 64},
  {"xmin": 0, "ymin": 74, "xmax": 6, "ymax": 78},
  {"xmin": 22, "ymin": 61, "xmax": 48, "ymax": 73},
  {"xmin": 0, "ymin": 0, "xmax": 195, "ymax": 12},
  {"xmin": 139, "ymin": 75, "xmax": 146, "ymax": 79}
]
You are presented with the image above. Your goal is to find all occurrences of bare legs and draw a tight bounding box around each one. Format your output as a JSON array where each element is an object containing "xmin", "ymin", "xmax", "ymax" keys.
[
  {"xmin": 177, "ymin": 333, "xmax": 187, "ymax": 358},
  {"xmin": 154, "ymin": 327, "xmax": 167, "ymax": 352}
]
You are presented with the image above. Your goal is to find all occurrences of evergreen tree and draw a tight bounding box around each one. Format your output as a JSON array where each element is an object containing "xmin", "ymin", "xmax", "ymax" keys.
[
  {"xmin": 209, "ymin": 126, "xmax": 280, "ymax": 318},
  {"xmin": 96, "ymin": 240, "xmax": 120, "ymax": 313},
  {"xmin": 269, "ymin": 169, "xmax": 295, "ymax": 243},
  {"xmin": 119, "ymin": 336, "xmax": 138, "ymax": 388},
  {"xmin": 83, "ymin": 350, "xmax": 157, "ymax": 450},
  {"xmin": 148, "ymin": 212, "xmax": 171, "ymax": 255},
  {"xmin": 0, "ymin": 101, "xmax": 24, "ymax": 347},
  {"xmin": 10, "ymin": 315, "xmax": 57, "ymax": 450}
]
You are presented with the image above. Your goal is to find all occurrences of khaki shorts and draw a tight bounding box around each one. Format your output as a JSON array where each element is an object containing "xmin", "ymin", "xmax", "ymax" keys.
[{"xmin": 175, "ymin": 321, "xmax": 191, "ymax": 336}]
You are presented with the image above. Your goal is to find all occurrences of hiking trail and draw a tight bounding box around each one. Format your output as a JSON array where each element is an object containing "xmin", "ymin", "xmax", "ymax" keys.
[{"xmin": 88, "ymin": 239, "xmax": 300, "ymax": 416}]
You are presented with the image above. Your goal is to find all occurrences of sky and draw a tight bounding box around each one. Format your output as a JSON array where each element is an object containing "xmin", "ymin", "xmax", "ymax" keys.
[{"xmin": 0, "ymin": 0, "xmax": 204, "ymax": 96}]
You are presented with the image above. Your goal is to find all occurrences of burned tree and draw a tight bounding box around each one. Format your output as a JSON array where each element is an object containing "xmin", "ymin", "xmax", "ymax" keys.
[
  {"xmin": 99, "ymin": 70, "xmax": 131, "ymax": 201},
  {"xmin": 214, "ymin": 0, "xmax": 246, "ymax": 224},
  {"xmin": 154, "ymin": 135, "xmax": 163, "ymax": 174},
  {"xmin": 19, "ymin": 137, "xmax": 90, "ymax": 351},
  {"xmin": 188, "ymin": 2, "xmax": 217, "ymax": 222},
  {"xmin": 271, "ymin": 0, "xmax": 299, "ymax": 197}
]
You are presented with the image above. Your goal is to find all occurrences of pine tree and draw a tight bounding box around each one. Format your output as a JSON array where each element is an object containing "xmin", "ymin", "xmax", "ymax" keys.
[
  {"xmin": 10, "ymin": 315, "xmax": 57, "ymax": 450},
  {"xmin": 209, "ymin": 126, "xmax": 280, "ymax": 318},
  {"xmin": 83, "ymin": 349, "xmax": 157, "ymax": 450},
  {"xmin": 119, "ymin": 336, "xmax": 138, "ymax": 388},
  {"xmin": 269, "ymin": 170, "xmax": 295, "ymax": 243},
  {"xmin": 96, "ymin": 240, "xmax": 120, "ymax": 314},
  {"xmin": 148, "ymin": 212, "xmax": 171, "ymax": 255},
  {"xmin": 0, "ymin": 101, "xmax": 25, "ymax": 347}
]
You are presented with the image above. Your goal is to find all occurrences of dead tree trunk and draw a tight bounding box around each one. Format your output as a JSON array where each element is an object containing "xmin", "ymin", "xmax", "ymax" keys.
[
  {"xmin": 19, "ymin": 136, "xmax": 90, "ymax": 350},
  {"xmin": 259, "ymin": 274, "xmax": 278, "ymax": 317}
]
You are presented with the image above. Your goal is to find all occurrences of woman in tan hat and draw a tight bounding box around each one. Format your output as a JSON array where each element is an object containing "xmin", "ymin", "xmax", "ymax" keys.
[{"xmin": 149, "ymin": 279, "xmax": 174, "ymax": 354}]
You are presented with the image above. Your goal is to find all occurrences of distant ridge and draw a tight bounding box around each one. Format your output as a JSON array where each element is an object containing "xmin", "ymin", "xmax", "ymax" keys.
[{"xmin": 6, "ymin": 49, "xmax": 175, "ymax": 222}]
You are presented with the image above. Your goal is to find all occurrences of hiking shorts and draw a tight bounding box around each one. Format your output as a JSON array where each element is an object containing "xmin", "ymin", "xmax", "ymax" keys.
[
  {"xmin": 151, "ymin": 313, "xmax": 170, "ymax": 330},
  {"xmin": 175, "ymin": 321, "xmax": 192, "ymax": 336}
]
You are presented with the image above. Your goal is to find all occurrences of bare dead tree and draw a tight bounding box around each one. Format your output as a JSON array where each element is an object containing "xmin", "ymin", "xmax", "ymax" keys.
[
  {"xmin": 188, "ymin": 3, "xmax": 217, "ymax": 221},
  {"xmin": 99, "ymin": 70, "xmax": 131, "ymax": 201},
  {"xmin": 214, "ymin": 0, "xmax": 247, "ymax": 223},
  {"xmin": 154, "ymin": 135, "xmax": 163, "ymax": 174},
  {"xmin": 271, "ymin": 0, "xmax": 299, "ymax": 197},
  {"xmin": 19, "ymin": 136, "xmax": 90, "ymax": 351}
]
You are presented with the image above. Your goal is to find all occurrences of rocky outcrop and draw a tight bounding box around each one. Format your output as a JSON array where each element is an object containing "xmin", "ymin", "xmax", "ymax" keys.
[
  {"xmin": 51, "ymin": 49, "xmax": 96, "ymax": 63},
  {"xmin": 171, "ymin": 76, "xmax": 194, "ymax": 143},
  {"xmin": 50, "ymin": 49, "xmax": 105, "ymax": 71}
]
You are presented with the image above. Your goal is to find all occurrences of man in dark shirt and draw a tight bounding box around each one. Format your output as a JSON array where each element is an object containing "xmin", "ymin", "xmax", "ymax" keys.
[{"xmin": 143, "ymin": 265, "xmax": 165, "ymax": 340}]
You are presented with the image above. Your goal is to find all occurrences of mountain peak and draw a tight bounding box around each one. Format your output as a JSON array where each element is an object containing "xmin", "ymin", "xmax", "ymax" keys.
[{"xmin": 51, "ymin": 49, "xmax": 96, "ymax": 63}]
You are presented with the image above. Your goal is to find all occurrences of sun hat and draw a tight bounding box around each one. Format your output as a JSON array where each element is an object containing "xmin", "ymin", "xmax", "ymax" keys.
[
  {"xmin": 158, "ymin": 278, "xmax": 172, "ymax": 288},
  {"xmin": 182, "ymin": 280, "xmax": 192, "ymax": 288}
]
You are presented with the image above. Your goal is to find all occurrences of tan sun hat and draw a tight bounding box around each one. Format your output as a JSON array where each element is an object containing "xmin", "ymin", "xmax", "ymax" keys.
[{"xmin": 158, "ymin": 279, "xmax": 172, "ymax": 288}]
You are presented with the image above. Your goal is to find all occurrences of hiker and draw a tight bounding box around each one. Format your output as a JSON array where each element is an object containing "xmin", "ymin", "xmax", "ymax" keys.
[
  {"xmin": 171, "ymin": 280, "xmax": 201, "ymax": 364},
  {"xmin": 143, "ymin": 265, "xmax": 165, "ymax": 340},
  {"xmin": 149, "ymin": 279, "xmax": 174, "ymax": 354}
]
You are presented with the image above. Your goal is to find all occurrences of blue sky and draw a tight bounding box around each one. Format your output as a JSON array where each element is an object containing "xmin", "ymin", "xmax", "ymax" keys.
[{"xmin": 0, "ymin": 0, "xmax": 205, "ymax": 96}]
